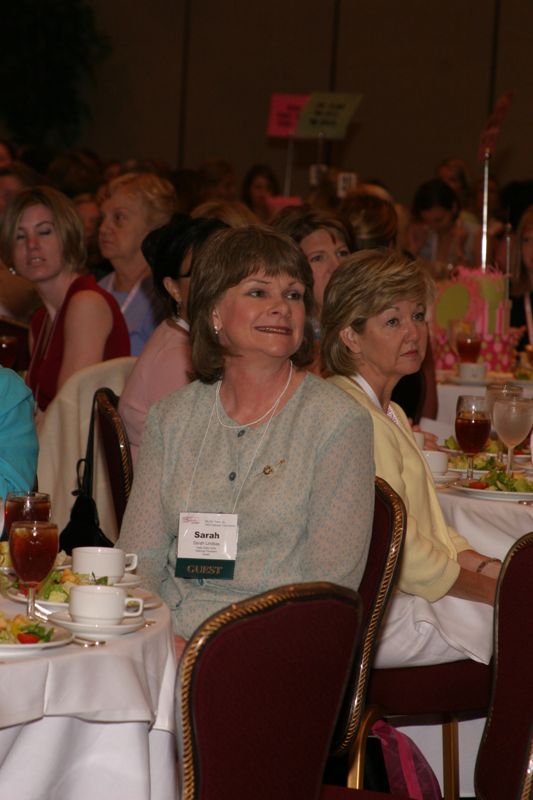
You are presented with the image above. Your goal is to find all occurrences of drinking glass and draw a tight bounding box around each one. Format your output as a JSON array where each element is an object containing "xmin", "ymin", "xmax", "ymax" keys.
[
  {"xmin": 455, "ymin": 395, "xmax": 491, "ymax": 479},
  {"xmin": 493, "ymin": 397, "xmax": 533, "ymax": 475},
  {"xmin": 485, "ymin": 384, "xmax": 523, "ymax": 460},
  {"xmin": 0, "ymin": 336, "xmax": 18, "ymax": 369},
  {"xmin": 9, "ymin": 521, "xmax": 58, "ymax": 617},
  {"xmin": 448, "ymin": 321, "xmax": 481, "ymax": 365},
  {"xmin": 456, "ymin": 331, "xmax": 482, "ymax": 363},
  {"xmin": 2, "ymin": 492, "xmax": 52, "ymax": 541}
]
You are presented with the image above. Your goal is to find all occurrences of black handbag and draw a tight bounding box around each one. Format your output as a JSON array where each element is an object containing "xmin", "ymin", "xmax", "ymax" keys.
[{"xmin": 59, "ymin": 391, "xmax": 114, "ymax": 555}]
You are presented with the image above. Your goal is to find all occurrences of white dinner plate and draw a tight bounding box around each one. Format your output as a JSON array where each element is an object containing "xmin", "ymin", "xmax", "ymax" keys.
[
  {"xmin": 7, "ymin": 587, "xmax": 67, "ymax": 611},
  {"xmin": 0, "ymin": 626, "xmax": 73, "ymax": 658},
  {"xmin": 450, "ymin": 481, "xmax": 533, "ymax": 502},
  {"xmin": 116, "ymin": 573, "xmax": 143, "ymax": 589},
  {"xmin": 432, "ymin": 472, "xmax": 457, "ymax": 485},
  {"xmin": 7, "ymin": 583, "xmax": 157, "ymax": 612},
  {"xmin": 48, "ymin": 611, "xmax": 145, "ymax": 640},
  {"xmin": 448, "ymin": 467, "xmax": 488, "ymax": 479}
]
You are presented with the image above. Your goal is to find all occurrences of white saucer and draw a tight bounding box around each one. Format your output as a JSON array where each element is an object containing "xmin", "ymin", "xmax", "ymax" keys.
[
  {"xmin": 116, "ymin": 573, "xmax": 143, "ymax": 589},
  {"xmin": 48, "ymin": 611, "xmax": 146, "ymax": 640},
  {"xmin": 432, "ymin": 471, "xmax": 457, "ymax": 485}
]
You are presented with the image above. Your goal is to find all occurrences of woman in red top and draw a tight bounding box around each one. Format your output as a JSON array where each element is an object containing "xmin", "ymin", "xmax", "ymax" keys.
[{"xmin": 0, "ymin": 186, "xmax": 130, "ymax": 417}]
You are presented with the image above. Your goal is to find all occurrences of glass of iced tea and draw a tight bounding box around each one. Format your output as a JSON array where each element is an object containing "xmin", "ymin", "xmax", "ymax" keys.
[
  {"xmin": 3, "ymin": 492, "xmax": 52, "ymax": 541},
  {"xmin": 455, "ymin": 395, "xmax": 491, "ymax": 480},
  {"xmin": 456, "ymin": 331, "xmax": 482, "ymax": 363},
  {"xmin": 9, "ymin": 521, "xmax": 58, "ymax": 617}
]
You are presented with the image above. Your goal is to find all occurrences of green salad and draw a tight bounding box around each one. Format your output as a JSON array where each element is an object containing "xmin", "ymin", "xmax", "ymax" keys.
[{"xmin": 482, "ymin": 468, "xmax": 533, "ymax": 493}]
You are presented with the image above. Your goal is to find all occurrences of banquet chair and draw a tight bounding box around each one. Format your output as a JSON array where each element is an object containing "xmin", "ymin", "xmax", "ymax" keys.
[
  {"xmin": 177, "ymin": 581, "xmax": 411, "ymax": 800},
  {"xmin": 94, "ymin": 387, "xmax": 133, "ymax": 531},
  {"xmin": 324, "ymin": 477, "xmax": 407, "ymax": 787},
  {"xmin": 351, "ymin": 597, "xmax": 492, "ymax": 797},
  {"xmin": 474, "ymin": 531, "xmax": 533, "ymax": 800},
  {"xmin": 37, "ymin": 356, "xmax": 137, "ymax": 538}
]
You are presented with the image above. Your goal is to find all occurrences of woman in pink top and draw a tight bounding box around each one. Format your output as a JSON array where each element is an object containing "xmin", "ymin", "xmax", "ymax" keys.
[{"xmin": 119, "ymin": 216, "xmax": 227, "ymax": 463}]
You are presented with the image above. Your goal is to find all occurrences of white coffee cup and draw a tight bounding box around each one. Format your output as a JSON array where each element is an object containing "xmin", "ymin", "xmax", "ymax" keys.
[
  {"xmin": 422, "ymin": 450, "xmax": 448, "ymax": 476},
  {"xmin": 69, "ymin": 584, "xmax": 143, "ymax": 625},
  {"xmin": 72, "ymin": 547, "xmax": 138, "ymax": 585},
  {"xmin": 458, "ymin": 362, "xmax": 487, "ymax": 382},
  {"xmin": 413, "ymin": 431, "xmax": 425, "ymax": 449}
]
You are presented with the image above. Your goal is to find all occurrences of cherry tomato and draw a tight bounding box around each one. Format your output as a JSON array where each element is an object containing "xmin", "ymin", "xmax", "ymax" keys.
[
  {"xmin": 467, "ymin": 481, "xmax": 488, "ymax": 490},
  {"xmin": 17, "ymin": 632, "xmax": 40, "ymax": 644}
]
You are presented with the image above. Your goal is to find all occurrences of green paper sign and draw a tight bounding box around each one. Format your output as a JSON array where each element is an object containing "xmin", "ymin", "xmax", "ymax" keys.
[{"xmin": 295, "ymin": 92, "xmax": 362, "ymax": 140}]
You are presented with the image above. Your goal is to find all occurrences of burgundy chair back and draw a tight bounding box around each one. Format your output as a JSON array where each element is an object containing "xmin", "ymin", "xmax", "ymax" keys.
[
  {"xmin": 475, "ymin": 531, "xmax": 533, "ymax": 800},
  {"xmin": 328, "ymin": 477, "xmax": 407, "ymax": 759},
  {"xmin": 94, "ymin": 387, "xmax": 133, "ymax": 531},
  {"xmin": 177, "ymin": 582, "xmax": 363, "ymax": 800}
]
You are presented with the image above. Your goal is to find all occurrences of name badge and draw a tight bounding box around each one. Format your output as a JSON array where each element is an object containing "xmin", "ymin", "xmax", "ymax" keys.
[{"xmin": 176, "ymin": 512, "xmax": 238, "ymax": 580}]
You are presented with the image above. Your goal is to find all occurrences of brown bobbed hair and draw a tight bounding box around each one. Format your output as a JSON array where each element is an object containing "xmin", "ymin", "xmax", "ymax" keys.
[
  {"xmin": 189, "ymin": 225, "xmax": 315, "ymax": 383},
  {"xmin": 272, "ymin": 204, "xmax": 354, "ymax": 251},
  {"xmin": 0, "ymin": 185, "xmax": 86, "ymax": 273},
  {"xmin": 321, "ymin": 249, "xmax": 435, "ymax": 377}
]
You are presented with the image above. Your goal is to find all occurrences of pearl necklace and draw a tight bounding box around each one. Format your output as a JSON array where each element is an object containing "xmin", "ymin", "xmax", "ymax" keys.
[{"xmin": 215, "ymin": 361, "xmax": 294, "ymax": 430}]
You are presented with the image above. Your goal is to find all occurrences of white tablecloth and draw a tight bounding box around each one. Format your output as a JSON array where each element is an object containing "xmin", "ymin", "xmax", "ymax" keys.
[
  {"xmin": 0, "ymin": 597, "xmax": 178, "ymax": 800},
  {"xmin": 399, "ymin": 485, "xmax": 532, "ymax": 797}
]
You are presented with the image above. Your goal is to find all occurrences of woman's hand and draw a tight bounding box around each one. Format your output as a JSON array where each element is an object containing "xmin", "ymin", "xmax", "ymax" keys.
[{"xmin": 411, "ymin": 424, "xmax": 439, "ymax": 450}]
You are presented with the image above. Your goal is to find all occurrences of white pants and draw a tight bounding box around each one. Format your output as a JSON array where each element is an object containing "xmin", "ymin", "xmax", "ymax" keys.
[{"xmin": 373, "ymin": 590, "xmax": 493, "ymax": 668}]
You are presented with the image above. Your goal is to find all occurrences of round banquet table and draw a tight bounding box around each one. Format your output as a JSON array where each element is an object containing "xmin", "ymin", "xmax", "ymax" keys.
[
  {"xmin": 397, "ymin": 482, "xmax": 533, "ymax": 797},
  {"xmin": 0, "ymin": 595, "xmax": 178, "ymax": 800}
]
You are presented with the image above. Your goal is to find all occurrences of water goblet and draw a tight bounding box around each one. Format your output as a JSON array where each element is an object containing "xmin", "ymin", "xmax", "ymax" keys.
[
  {"xmin": 455, "ymin": 395, "xmax": 491, "ymax": 480},
  {"xmin": 9, "ymin": 521, "xmax": 58, "ymax": 618},
  {"xmin": 485, "ymin": 384, "xmax": 523, "ymax": 461},
  {"xmin": 493, "ymin": 397, "xmax": 533, "ymax": 475}
]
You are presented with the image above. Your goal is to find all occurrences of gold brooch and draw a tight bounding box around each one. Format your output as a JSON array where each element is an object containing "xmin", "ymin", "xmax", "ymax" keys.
[{"xmin": 262, "ymin": 459, "xmax": 285, "ymax": 476}]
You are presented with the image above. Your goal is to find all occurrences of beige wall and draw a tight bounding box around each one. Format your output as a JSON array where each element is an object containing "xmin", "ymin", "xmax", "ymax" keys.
[{"xmin": 82, "ymin": 0, "xmax": 533, "ymax": 207}]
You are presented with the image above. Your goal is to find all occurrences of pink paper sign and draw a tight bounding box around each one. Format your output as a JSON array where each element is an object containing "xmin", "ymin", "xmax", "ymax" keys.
[{"xmin": 267, "ymin": 94, "xmax": 310, "ymax": 138}]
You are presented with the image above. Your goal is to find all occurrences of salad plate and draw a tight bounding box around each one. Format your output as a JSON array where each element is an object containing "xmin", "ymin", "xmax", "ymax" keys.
[
  {"xmin": 432, "ymin": 472, "xmax": 457, "ymax": 485},
  {"xmin": 448, "ymin": 467, "xmax": 488, "ymax": 479},
  {"xmin": 0, "ymin": 627, "xmax": 73, "ymax": 657},
  {"xmin": 450, "ymin": 481, "xmax": 533, "ymax": 502},
  {"xmin": 8, "ymin": 583, "xmax": 158, "ymax": 611},
  {"xmin": 48, "ymin": 611, "xmax": 145, "ymax": 640}
]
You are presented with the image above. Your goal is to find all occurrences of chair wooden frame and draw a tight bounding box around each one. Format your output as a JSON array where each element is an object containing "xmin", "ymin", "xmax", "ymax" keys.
[
  {"xmin": 325, "ymin": 477, "xmax": 407, "ymax": 788},
  {"xmin": 94, "ymin": 387, "xmax": 133, "ymax": 531},
  {"xmin": 475, "ymin": 531, "xmax": 533, "ymax": 800},
  {"xmin": 348, "ymin": 481, "xmax": 492, "ymax": 799},
  {"xmin": 177, "ymin": 581, "xmax": 363, "ymax": 800}
]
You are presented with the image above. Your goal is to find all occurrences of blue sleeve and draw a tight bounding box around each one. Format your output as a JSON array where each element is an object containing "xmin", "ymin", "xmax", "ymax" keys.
[{"xmin": 0, "ymin": 369, "xmax": 38, "ymax": 499}]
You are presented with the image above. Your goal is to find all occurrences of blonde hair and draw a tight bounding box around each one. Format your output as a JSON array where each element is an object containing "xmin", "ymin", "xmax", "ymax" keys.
[
  {"xmin": 0, "ymin": 185, "xmax": 86, "ymax": 273},
  {"xmin": 191, "ymin": 199, "xmax": 259, "ymax": 227},
  {"xmin": 102, "ymin": 172, "xmax": 177, "ymax": 230},
  {"xmin": 512, "ymin": 205, "xmax": 533, "ymax": 295},
  {"xmin": 321, "ymin": 249, "xmax": 434, "ymax": 376}
]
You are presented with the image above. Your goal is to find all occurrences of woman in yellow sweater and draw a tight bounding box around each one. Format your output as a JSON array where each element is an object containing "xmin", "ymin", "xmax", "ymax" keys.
[{"xmin": 321, "ymin": 249, "xmax": 502, "ymax": 667}]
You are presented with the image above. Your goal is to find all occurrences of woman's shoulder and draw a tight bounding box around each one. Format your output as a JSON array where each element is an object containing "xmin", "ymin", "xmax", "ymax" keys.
[
  {"xmin": 151, "ymin": 379, "xmax": 212, "ymax": 419},
  {"xmin": 0, "ymin": 368, "xmax": 32, "ymax": 405},
  {"xmin": 299, "ymin": 373, "xmax": 371, "ymax": 423}
]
